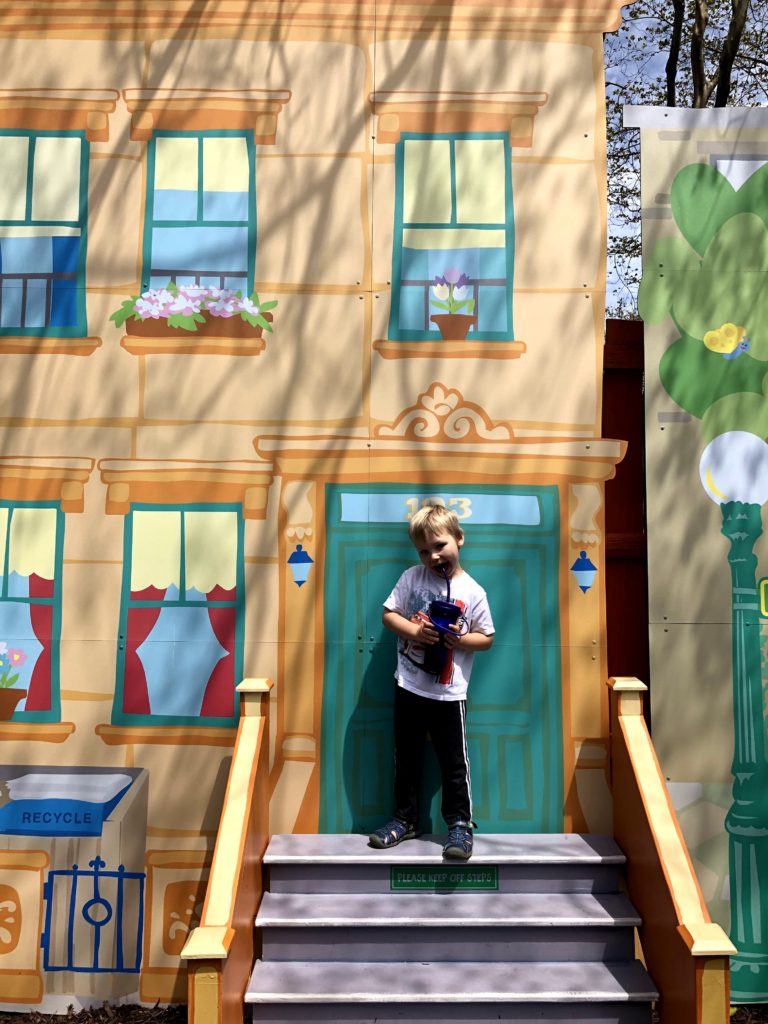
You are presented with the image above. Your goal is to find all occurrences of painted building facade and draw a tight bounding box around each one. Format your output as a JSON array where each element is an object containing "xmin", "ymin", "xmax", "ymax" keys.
[
  {"xmin": 0, "ymin": 0, "xmax": 627, "ymax": 1009},
  {"xmin": 631, "ymin": 104, "xmax": 768, "ymax": 1002}
]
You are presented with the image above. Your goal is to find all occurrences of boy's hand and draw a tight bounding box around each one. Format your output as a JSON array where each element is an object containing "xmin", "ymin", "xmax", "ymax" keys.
[
  {"xmin": 412, "ymin": 613, "xmax": 439, "ymax": 645},
  {"xmin": 442, "ymin": 623, "xmax": 463, "ymax": 650}
]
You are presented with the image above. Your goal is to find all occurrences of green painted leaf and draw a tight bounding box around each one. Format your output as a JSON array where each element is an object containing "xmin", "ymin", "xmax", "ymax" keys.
[
  {"xmin": 669, "ymin": 215, "xmax": 768, "ymax": 357},
  {"xmin": 671, "ymin": 164, "xmax": 742, "ymax": 255},
  {"xmin": 109, "ymin": 298, "xmax": 139, "ymax": 329},
  {"xmin": 671, "ymin": 162, "xmax": 768, "ymax": 256},
  {"xmin": 659, "ymin": 333, "xmax": 768, "ymax": 420},
  {"xmin": 702, "ymin": 390, "xmax": 768, "ymax": 442},
  {"xmin": 167, "ymin": 313, "xmax": 203, "ymax": 331},
  {"xmin": 637, "ymin": 237, "xmax": 698, "ymax": 324}
]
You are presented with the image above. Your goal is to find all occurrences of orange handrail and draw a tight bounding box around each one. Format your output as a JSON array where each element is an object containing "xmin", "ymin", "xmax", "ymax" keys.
[
  {"xmin": 181, "ymin": 678, "xmax": 273, "ymax": 1024},
  {"xmin": 608, "ymin": 677, "xmax": 733, "ymax": 1024}
]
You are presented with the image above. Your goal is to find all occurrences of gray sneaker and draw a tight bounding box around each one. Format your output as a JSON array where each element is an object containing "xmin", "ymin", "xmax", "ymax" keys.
[
  {"xmin": 369, "ymin": 819, "xmax": 417, "ymax": 849},
  {"xmin": 443, "ymin": 821, "xmax": 473, "ymax": 860}
]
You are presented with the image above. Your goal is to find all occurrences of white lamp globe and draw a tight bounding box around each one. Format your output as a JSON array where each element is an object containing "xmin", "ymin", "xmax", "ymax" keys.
[{"xmin": 699, "ymin": 431, "xmax": 768, "ymax": 506}]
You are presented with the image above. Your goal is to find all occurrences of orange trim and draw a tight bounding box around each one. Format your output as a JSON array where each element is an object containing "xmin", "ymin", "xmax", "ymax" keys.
[
  {"xmin": 373, "ymin": 340, "xmax": 526, "ymax": 360},
  {"xmin": 96, "ymin": 724, "xmax": 236, "ymax": 747},
  {"xmin": 0, "ymin": 336, "xmax": 102, "ymax": 356}
]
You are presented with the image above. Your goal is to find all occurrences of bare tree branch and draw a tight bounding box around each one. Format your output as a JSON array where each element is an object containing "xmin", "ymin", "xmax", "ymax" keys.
[
  {"xmin": 667, "ymin": 0, "xmax": 685, "ymax": 105},
  {"xmin": 715, "ymin": 0, "xmax": 751, "ymax": 105}
]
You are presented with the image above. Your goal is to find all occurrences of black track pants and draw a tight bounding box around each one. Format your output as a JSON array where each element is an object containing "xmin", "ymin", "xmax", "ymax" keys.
[{"xmin": 392, "ymin": 684, "xmax": 472, "ymax": 828}]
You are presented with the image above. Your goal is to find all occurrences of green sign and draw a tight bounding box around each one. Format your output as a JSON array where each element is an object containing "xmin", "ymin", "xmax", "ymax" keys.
[{"xmin": 390, "ymin": 866, "xmax": 498, "ymax": 891}]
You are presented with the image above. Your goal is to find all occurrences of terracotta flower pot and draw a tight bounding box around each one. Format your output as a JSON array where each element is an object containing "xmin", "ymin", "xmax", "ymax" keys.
[
  {"xmin": 125, "ymin": 312, "xmax": 273, "ymax": 338},
  {"xmin": 0, "ymin": 688, "xmax": 27, "ymax": 721},
  {"xmin": 430, "ymin": 313, "xmax": 477, "ymax": 340}
]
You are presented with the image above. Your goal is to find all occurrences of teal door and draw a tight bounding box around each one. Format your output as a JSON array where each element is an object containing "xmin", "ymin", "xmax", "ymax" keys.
[{"xmin": 319, "ymin": 485, "xmax": 562, "ymax": 834}]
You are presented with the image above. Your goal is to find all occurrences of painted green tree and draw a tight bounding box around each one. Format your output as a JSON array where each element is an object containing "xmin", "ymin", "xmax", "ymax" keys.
[
  {"xmin": 639, "ymin": 161, "xmax": 768, "ymax": 438},
  {"xmin": 640, "ymin": 159, "xmax": 768, "ymax": 1002}
]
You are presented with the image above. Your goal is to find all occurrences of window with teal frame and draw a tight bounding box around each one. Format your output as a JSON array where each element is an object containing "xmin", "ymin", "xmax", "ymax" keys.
[
  {"xmin": 0, "ymin": 131, "xmax": 88, "ymax": 337},
  {"xmin": 389, "ymin": 133, "xmax": 514, "ymax": 341},
  {"xmin": 0, "ymin": 502, "xmax": 64, "ymax": 723},
  {"xmin": 114, "ymin": 505, "xmax": 244, "ymax": 727},
  {"xmin": 142, "ymin": 131, "xmax": 255, "ymax": 293}
]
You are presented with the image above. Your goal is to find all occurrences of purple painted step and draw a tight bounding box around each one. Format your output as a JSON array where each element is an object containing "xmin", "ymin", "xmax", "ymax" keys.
[
  {"xmin": 257, "ymin": 890, "xmax": 640, "ymax": 962},
  {"xmin": 246, "ymin": 834, "xmax": 657, "ymax": 1024},
  {"xmin": 265, "ymin": 832, "xmax": 626, "ymax": 894},
  {"xmin": 245, "ymin": 960, "xmax": 657, "ymax": 1021}
]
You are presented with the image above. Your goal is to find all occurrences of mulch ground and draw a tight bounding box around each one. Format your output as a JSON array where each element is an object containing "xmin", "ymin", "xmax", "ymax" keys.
[
  {"xmin": 0, "ymin": 1009, "xmax": 186, "ymax": 1022},
  {"xmin": 2, "ymin": 1003, "xmax": 768, "ymax": 1022}
]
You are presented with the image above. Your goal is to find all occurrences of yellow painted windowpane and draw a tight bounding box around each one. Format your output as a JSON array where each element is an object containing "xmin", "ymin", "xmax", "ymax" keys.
[
  {"xmin": 154, "ymin": 137, "xmax": 198, "ymax": 193},
  {"xmin": 185, "ymin": 512, "xmax": 237, "ymax": 593},
  {"xmin": 0, "ymin": 510, "xmax": 8, "ymax": 567},
  {"xmin": 403, "ymin": 140, "xmax": 452, "ymax": 224},
  {"xmin": 0, "ymin": 137, "xmax": 29, "ymax": 221},
  {"xmin": 455, "ymin": 140, "xmax": 506, "ymax": 224},
  {"xmin": 8, "ymin": 508, "xmax": 57, "ymax": 580},
  {"xmin": 203, "ymin": 137, "xmax": 249, "ymax": 194},
  {"xmin": 131, "ymin": 511, "xmax": 181, "ymax": 592},
  {"xmin": 403, "ymin": 227, "xmax": 505, "ymax": 250},
  {"xmin": 32, "ymin": 137, "xmax": 81, "ymax": 222}
]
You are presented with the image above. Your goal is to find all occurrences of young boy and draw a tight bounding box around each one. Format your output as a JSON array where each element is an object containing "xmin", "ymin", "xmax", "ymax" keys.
[{"xmin": 369, "ymin": 503, "xmax": 494, "ymax": 860}]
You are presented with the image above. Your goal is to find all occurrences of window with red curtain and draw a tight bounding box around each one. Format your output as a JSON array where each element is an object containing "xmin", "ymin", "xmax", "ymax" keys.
[
  {"xmin": 114, "ymin": 506, "xmax": 242, "ymax": 726},
  {"xmin": 0, "ymin": 503, "xmax": 63, "ymax": 723}
]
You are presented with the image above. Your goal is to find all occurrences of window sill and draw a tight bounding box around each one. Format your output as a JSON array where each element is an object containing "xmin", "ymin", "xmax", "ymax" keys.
[
  {"xmin": 121, "ymin": 335, "xmax": 266, "ymax": 357},
  {"xmin": 96, "ymin": 724, "xmax": 236, "ymax": 747},
  {"xmin": 0, "ymin": 337, "xmax": 102, "ymax": 356},
  {"xmin": 373, "ymin": 340, "xmax": 526, "ymax": 360},
  {"xmin": 0, "ymin": 721, "xmax": 75, "ymax": 742}
]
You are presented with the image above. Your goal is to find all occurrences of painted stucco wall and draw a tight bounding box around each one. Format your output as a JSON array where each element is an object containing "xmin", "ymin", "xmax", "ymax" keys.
[{"xmin": 0, "ymin": 2, "xmax": 627, "ymax": 1009}]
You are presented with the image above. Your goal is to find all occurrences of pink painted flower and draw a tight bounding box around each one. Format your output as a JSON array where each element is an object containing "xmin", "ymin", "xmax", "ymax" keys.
[
  {"xmin": 239, "ymin": 297, "xmax": 261, "ymax": 316},
  {"xmin": 7, "ymin": 649, "xmax": 26, "ymax": 667},
  {"xmin": 443, "ymin": 267, "xmax": 463, "ymax": 285}
]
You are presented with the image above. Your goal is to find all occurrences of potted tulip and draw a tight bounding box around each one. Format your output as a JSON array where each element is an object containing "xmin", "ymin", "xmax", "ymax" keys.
[
  {"xmin": 429, "ymin": 269, "xmax": 477, "ymax": 340},
  {"xmin": 0, "ymin": 643, "xmax": 27, "ymax": 721},
  {"xmin": 110, "ymin": 282, "xmax": 277, "ymax": 338}
]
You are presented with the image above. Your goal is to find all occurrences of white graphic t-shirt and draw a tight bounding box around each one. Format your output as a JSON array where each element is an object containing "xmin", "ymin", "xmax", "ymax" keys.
[{"xmin": 383, "ymin": 565, "xmax": 495, "ymax": 702}]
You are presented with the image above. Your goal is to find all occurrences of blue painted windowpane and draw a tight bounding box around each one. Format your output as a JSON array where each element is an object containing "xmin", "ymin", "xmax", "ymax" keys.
[
  {"xmin": 1, "ymin": 236, "xmax": 52, "ymax": 274},
  {"xmin": 24, "ymin": 280, "xmax": 48, "ymax": 329},
  {"xmin": 478, "ymin": 247, "xmax": 507, "ymax": 278},
  {"xmin": 153, "ymin": 188, "xmax": 198, "ymax": 221},
  {"xmin": 476, "ymin": 285, "xmax": 507, "ymax": 333},
  {"xmin": 203, "ymin": 191, "xmax": 249, "ymax": 222},
  {"xmin": 52, "ymin": 236, "xmax": 80, "ymax": 275},
  {"xmin": 50, "ymin": 280, "xmax": 78, "ymax": 327},
  {"xmin": 150, "ymin": 226, "xmax": 249, "ymax": 276},
  {"xmin": 1, "ymin": 282, "xmax": 23, "ymax": 327},
  {"xmin": 398, "ymin": 285, "xmax": 426, "ymax": 331},
  {"xmin": 400, "ymin": 247, "xmax": 429, "ymax": 282}
]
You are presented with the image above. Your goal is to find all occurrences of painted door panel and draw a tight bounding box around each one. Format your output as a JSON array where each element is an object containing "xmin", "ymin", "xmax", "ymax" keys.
[{"xmin": 320, "ymin": 485, "xmax": 562, "ymax": 834}]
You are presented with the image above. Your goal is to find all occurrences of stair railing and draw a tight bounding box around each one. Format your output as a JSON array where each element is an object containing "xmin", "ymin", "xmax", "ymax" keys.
[
  {"xmin": 607, "ymin": 676, "xmax": 734, "ymax": 1024},
  {"xmin": 180, "ymin": 677, "xmax": 273, "ymax": 1024}
]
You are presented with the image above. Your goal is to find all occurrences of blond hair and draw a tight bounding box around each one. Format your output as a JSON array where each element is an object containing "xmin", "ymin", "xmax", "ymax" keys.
[{"xmin": 408, "ymin": 502, "xmax": 463, "ymax": 543}]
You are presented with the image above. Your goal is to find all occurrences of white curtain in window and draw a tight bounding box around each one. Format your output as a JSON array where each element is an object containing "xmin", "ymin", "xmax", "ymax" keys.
[
  {"xmin": 0, "ymin": 507, "xmax": 57, "ymax": 580},
  {"xmin": 130, "ymin": 510, "xmax": 237, "ymax": 593}
]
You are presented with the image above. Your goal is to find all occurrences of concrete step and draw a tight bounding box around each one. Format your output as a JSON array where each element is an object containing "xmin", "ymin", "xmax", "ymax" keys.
[
  {"xmin": 245, "ymin": 960, "xmax": 658, "ymax": 1022},
  {"xmin": 257, "ymin": 890, "xmax": 640, "ymax": 961},
  {"xmin": 246, "ymin": 1005, "xmax": 652, "ymax": 1024},
  {"xmin": 265, "ymin": 833, "xmax": 625, "ymax": 894}
]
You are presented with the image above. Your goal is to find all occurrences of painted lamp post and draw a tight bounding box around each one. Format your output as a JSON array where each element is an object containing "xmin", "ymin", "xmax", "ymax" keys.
[{"xmin": 700, "ymin": 431, "xmax": 768, "ymax": 1000}]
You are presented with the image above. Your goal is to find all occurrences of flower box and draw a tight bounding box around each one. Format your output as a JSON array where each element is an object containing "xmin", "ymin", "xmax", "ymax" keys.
[{"xmin": 124, "ymin": 311, "xmax": 273, "ymax": 339}]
